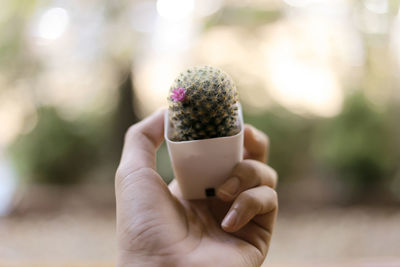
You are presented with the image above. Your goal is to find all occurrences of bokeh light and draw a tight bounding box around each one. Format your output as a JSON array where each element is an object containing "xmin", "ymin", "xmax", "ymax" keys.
[
  {"xmin": 156, "ymin": 0, "xmax": 194, "ymax": 21},
  {"xmin": 1, "ymin": 0, "xmax": 400, "ymax": 266},
  {"xmin": 364, "ymin": 0, "xmax": 389, "ymax": 14},
  {"xmin": 37, "ymin": 7, "xmax": 69, "ymax": 40}
]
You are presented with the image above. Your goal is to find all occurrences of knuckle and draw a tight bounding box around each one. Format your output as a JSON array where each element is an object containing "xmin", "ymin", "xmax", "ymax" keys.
[
  {"xmin": 125, "ymin": 124, "xmax": 139, "ymax": 140},
  {"xmin": 268, "ymin": 188, "xmax": 278, "ymax": 206},
  {"xmin": 243, "ymin": 159, "xmax": 258, "ymax": 174},
  {"xmin": 270, "ymin": 187, "xmax": 278, "ymax": 200},
  {"xmin": 254, "ymin": 126, "xmax": 269, "ymax": 147},
  {"xmin": 268, "ymin": 166, "xmax": 278, "ymax": 188},
  {"xmin": 234, "ymin": 160, "xmax": 258, "ymax": 180},
  {"xmin": 260, "ymin": 134, "xmax": 269, "ymax": 155},
  {"xmin": 115, "ymin": 166, "xmax": 124, "ymax": 182},
  {"xmin": 239, "ymin": 190, "xmax": 257, "ymax": 206},
  {"xmin": 259, "ymin": 186, "xmax": 278, "ymax": 212},
  {"xmin": 115, "ymin": 167, "xmax": 156, "ymax": 193},
  {"xmin": 115, "ymin": 166, "xmax": 129, "ymax": 189}
]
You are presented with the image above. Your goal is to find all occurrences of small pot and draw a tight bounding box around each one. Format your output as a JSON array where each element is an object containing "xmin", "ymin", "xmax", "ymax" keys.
[{"xmin": 164, "ymin": 105, "xmax": 244, "ymax": 200}]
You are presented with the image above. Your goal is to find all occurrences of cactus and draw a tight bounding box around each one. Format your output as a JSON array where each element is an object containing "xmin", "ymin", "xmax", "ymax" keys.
[{"xmin": 168, "ymin": 66, "xmax": 239, "ymax": 141}]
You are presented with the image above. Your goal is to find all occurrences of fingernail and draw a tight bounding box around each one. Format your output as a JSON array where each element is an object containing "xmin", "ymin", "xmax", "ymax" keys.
[
  {"xmin": 222, "ymin": 209, "xmax": 238, "ymax": 229},
  {"xmin": 218, "ymin": 177, "xmax": 240, "ymax": 198}
]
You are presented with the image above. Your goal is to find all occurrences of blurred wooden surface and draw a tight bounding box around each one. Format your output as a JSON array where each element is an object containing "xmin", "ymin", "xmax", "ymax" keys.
[{"xmin": 1, "ymin": 185, "xmax": 400, "ymax": 266}]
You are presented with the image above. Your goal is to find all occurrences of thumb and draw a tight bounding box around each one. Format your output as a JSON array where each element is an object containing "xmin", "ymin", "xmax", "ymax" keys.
[
  {"xmin": 115, "ymin": 108, "xmax": 170, "ymax": 216},
  {"xmin": 115, "ymin": 108, "xmax": 180, "ymax": 251},
  {"xmin": 117, "ymin": 108, "xmax": 165, "ymax": 178}
]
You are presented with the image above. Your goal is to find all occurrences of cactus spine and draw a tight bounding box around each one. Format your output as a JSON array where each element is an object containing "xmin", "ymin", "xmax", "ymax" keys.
[{"xmin": 168, "ymin": 66, "xmax": 239, "ymax": 141}]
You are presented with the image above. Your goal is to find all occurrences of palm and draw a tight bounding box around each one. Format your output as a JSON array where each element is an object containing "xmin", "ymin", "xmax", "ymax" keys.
[
  {"xmin": 118, "ymin": 170, "xmax": 265, "ymax": 266},
  {"xmin": 166, "ymin": 191, "xmax": 265, "ymax": 266}
]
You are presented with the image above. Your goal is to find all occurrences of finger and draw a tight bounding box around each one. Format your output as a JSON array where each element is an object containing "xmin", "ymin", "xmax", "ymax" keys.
[
  {"xmin": 115, "ymin": 109, "xmax": 169, "ymax": 211},
  {"xmin": 217, "ymin": 160, "xmax": 278, "ymax": 201},
  {"xmin": 221, "ymin": 186, "xmax": 278, "ymax": 233},
  {"xmin": 116, "ymin": 108, "xmax": 165, "ymax": 179},
  {"xmin": 168, "ymin": 179, "xmax": 183, "ymax": 198},
  {"xmin": 115, "ymin": 109, "xmax": 175, "ymax": 246},
  {"xmin": 229, "ymin": 219, "xmax": 274, "ymax": 258},
  {"xmin": 243, "ymin": 125, "xmax": 269, "ymax": 163}
]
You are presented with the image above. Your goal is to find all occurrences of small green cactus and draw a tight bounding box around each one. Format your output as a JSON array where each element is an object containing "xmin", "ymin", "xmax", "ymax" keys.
[{"xmin": 168, "ymin": 66, "xmax": 239, "ymax": 141}]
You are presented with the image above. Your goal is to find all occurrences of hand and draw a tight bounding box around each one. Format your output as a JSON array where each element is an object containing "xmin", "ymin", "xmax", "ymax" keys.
[{"xmin": 115, "ymin": 109, "xmax": 278, "ymax": 267}]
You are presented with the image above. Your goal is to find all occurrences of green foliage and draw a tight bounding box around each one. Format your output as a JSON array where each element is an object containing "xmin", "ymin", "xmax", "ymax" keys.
[
  {"xmin": 314, "ymin": 92, "xmax": 395, "ymax": 191},
  {"xmin": 156, "ymin": 142, "xmax": 174, "ymax": 184},
  {"xmin": 10, "ymin": 107, "xmax": 99, "ymax": 184},
  {"xmin": 244, "ymin": 106, "xmax": 316, "ymax": 181},
  {"xmin": 204, "ymin": 6, "xmax": 282, "ymax": 30},
  {"xmin": 0, "ymin": 0, "xmax": 40, "ymax": 78}
]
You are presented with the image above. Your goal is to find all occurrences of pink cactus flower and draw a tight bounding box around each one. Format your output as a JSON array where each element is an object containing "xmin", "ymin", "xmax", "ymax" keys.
[{"xmin": 171, "ymin": 88, "xmax": 186, "ymax": 102}]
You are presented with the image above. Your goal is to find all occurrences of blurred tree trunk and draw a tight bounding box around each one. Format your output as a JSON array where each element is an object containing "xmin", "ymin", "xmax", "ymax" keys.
[{"xmin": 111, "ymin": 69, "xmax": 139, "ymax": 166}]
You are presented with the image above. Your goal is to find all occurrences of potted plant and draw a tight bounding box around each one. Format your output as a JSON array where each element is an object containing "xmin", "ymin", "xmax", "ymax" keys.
[{"xmin": 165, "ymin": 66, "xmax": 244, "ymax": 199}]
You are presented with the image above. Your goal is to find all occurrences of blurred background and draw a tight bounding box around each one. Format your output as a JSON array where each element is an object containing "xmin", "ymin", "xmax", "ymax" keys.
[{"xmin": 1, "ymin": 0, "xmax": 400, "ymax": 266}]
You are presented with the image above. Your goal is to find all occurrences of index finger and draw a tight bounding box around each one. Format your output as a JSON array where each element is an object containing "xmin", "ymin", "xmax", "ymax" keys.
[{"xmin": 243, "ymin": 124, "xmax": 269, "ymax": 163}]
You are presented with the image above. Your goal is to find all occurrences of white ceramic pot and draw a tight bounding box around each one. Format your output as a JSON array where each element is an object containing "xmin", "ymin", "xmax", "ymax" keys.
[{"xmin": 165, "ymin": 105, "xmax": 244, "ymax": 200}]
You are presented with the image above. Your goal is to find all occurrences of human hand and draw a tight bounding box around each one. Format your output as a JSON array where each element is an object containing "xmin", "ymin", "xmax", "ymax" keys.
[{"xmin": 115, "ymin": 110, "xmax": 278, "ymax": 267}]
